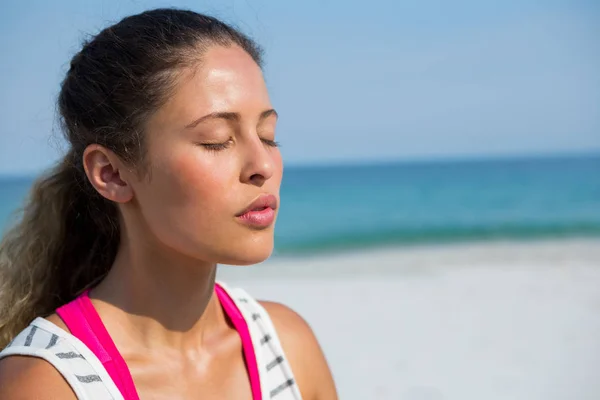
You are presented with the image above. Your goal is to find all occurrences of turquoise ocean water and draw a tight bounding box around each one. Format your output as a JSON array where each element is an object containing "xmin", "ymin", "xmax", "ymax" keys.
[{"xmin": 1, "ymin": 154, "xmax": 599, "ymax": 256}]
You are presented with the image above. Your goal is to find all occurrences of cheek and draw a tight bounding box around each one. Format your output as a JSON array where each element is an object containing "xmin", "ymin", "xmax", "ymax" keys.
[
  {"xmin": 166, "ymin": 150, "xmax": 237, "ymax": 214},
  {"xmin": 139, "ymin": 146, "xmax": 239, "ymax": 235}
]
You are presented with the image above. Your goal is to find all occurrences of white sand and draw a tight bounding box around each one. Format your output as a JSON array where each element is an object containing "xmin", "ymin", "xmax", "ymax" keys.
[{"xmin": 218, "ymin": 239, "xmax": 600, "ymax": 400}]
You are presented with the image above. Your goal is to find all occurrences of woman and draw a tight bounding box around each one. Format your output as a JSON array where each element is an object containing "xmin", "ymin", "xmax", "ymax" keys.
[{"xmin": 0, "ymin": 8, "xmax": 337, "ymax": 400}]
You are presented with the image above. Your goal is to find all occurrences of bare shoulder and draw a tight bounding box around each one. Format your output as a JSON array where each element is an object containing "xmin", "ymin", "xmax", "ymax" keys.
[
  {"xmin": 0, "ymin": 355, "xmax": 77, "ymax": 399},
  {"xmin": 259, "ymin": 301, "xmax": 338, "ymax": 400}
]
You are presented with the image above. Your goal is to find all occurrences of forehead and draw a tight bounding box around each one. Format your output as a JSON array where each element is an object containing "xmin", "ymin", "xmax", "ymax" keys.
[{"xmin": 149, "ymin": 45, "xmax": 270, "ymax": 129}]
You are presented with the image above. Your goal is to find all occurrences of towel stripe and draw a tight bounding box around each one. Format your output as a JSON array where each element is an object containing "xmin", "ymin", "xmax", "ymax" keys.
[
  {"xmin": 76, "ymin": 374, "xmax": 102, "ymax": 383},
  {"xmin": 270, "ymin": 379, "xmax": 295, "ymax": 398},
  {"xmin": 260, "ymin": 334, "xmax": 272, "ymax": 345},
  {"xmin": 24, "ymin": 326, "xmax": 37, "ymax": 347},
  {"xmin": 56, "ymin": 352, "xmax": 85, "ymax": 359},
  {"xmin": 46, "ymin": 334, "xmax": 59, "ymax": 349},
  {"xmin": 266, "ymin": 356, "xmax": 285, "ymax": 371}
]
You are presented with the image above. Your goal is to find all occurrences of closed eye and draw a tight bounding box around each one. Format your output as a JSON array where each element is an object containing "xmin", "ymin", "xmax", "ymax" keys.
[
  {"xmin": 200, "ymin": 137, "xmax": 233, "ymax": 152},
  {"xmin": 261, "ymin": 138, "xmax": 280, "ymax": 147},
  {"xmin": 199, "ymin": 137, "xmax": 278, "ymax": 152}
]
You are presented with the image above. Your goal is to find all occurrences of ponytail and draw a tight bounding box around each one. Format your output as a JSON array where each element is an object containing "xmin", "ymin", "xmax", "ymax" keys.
[{"xmin": 0, "ymin": 150, "xmax": 119, "ymax": 348}]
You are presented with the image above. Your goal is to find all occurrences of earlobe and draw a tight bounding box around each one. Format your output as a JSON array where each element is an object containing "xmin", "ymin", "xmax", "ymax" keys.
[{"xmin": 82, "ymin": 145, "xmax": 134, "ymax": 204}]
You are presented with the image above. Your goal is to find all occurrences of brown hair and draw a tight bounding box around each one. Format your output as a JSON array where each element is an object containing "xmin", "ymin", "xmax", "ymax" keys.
[{"xmin": 0, "ymin": 8, "xmax": 263, "ymax": 348}]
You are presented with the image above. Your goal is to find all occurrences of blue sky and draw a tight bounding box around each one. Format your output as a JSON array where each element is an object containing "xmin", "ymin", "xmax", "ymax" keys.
[{"xmin": 0, "ymin": 0, "xmax": 598, "ymax": 175}]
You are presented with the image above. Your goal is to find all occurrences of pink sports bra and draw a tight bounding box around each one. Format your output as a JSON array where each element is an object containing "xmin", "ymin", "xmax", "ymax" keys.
[{"xmin": 56, "ymin": 283, "xmax": 262, "ymax": 400}]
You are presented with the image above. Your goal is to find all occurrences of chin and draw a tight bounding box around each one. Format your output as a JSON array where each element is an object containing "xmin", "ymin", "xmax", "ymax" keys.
[
  {"xmin": 219, "ymin": 249, "xmax": 273, "ymax": 266},
  {"xmin": 217, "ymin": 237, "xmax": 275, "ymax": 266}
]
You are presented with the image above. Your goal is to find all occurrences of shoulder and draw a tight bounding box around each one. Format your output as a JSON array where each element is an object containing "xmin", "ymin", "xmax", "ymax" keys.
[
  {"xmin": 259, "ymin": 301, "xmax": 338, "ymax": 400},
  {"xmin": 0, "ymin": 317, "xmax": 76, "ymax": 399},
  {"xmin": 0, "ymin": 355, "xmax": 77, "ymax": 399}
]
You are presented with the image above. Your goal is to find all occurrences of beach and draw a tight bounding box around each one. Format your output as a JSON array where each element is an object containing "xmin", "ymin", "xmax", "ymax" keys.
[{"xmin": 218, "ymin": 238, "xmax": 600, "ymax": 400}]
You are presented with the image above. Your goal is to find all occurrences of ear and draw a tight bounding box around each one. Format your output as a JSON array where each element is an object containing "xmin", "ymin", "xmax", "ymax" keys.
[{"xmin": 82, "ymin": 144, "xmax": 134, "ymax": 204}]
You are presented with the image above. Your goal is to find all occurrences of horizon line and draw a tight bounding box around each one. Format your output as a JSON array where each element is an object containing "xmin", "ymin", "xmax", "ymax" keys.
[{"xmin": 0, "ymin": 149, "xmax": 598, "ymax": 179}]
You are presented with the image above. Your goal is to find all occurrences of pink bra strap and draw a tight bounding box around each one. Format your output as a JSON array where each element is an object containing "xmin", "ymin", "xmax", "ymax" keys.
[
  {"xmin": 56, "ymin": 291, "xmax": 140, "ymax": 400},
  {"xmin": 215, "ymin": 283, "xmax": 262, "ymax": 400},
  {"xmin": 56, "ymin": 285, "xmax": 262, "ymax": 400}
]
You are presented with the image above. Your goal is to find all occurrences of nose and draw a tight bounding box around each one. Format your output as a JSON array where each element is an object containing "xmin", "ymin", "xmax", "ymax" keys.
[{"xmin": 239, "ymin": 136, "xmax": 275, "ymax": 186}]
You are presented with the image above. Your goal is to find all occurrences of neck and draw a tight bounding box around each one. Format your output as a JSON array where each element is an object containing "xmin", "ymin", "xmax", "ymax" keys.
[{"xmin": 91, "ymin": 232, "xmax": 224, "ymax": 351}]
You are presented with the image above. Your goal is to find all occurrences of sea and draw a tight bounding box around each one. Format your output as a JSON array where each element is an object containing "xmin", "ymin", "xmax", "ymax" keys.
[{"xmin": 1, "ymin": 154, "xmax": 599, "ymax": 257}]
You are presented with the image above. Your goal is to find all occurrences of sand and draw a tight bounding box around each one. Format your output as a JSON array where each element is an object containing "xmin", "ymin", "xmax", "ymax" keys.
[{"xmin": 218, "ymin": 239, "xmax": 600, "ymax": 400}]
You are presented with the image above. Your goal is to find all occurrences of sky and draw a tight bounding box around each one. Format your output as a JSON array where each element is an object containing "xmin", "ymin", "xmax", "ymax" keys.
[{"xmin": 0, "ymin": 0, "xmax": 599, "ymax": 175}]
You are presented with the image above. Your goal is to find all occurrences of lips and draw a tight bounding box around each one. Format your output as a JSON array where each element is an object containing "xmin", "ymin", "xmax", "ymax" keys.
[
  {"xmin": 236, "ymin": 194, "xmax": 278, "ymax": 217},
  {"xmin": 236, "ymin": 194, "xmax": 278, "ymax": 228}
]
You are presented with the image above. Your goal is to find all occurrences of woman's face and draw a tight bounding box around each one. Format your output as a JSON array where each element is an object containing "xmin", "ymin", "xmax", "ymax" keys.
[{"xmin": 129, "ymin": 45, "xmax": 282, "ymax": 265}]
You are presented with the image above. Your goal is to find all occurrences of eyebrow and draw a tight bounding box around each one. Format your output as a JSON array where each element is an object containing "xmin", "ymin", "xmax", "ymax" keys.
[{"xmin": 185, "ymin": 109, "xmax": 278, "ymax": 129}]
